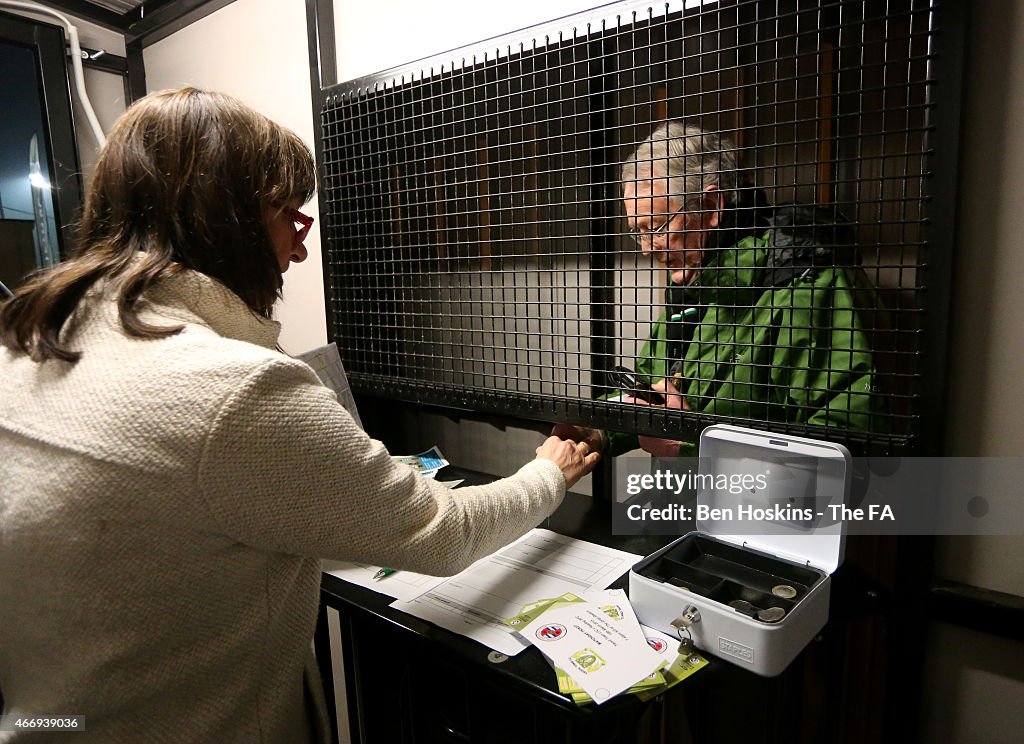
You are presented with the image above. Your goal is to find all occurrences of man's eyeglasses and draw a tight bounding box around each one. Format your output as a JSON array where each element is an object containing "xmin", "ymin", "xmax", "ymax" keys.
[
  {"xmin": 283, "ymin": 206, "xmax": 314, "ymax": 243},
  {"xmin": 628, "ymin": 200, "xmax": 688, "ymax": 246}
]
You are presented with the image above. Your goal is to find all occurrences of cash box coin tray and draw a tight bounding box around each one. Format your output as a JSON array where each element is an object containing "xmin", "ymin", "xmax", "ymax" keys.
[{"xmin": 629, "ymin": 425, "xmax": 851, "ymax": 677}]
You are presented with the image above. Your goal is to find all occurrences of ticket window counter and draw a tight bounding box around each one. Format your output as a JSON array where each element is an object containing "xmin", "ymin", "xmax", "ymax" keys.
[{"xmin": 313, "ymin": 466, "xmax": 886, "ymax": 744}]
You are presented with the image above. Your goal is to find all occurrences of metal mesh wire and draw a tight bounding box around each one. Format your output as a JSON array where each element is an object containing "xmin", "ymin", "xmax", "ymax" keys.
[{"xmin": 319, "ymin": 0, "xmax": 943, "ymax": 454}]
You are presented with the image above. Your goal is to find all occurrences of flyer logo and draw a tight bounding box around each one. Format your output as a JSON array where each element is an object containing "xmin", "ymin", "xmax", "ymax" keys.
[
  {"xmin": 646, "ymin": 637, "xmax": 668, "ymax": 653},
  {"xmin": 569, "ymin": 648, "xmax": 606, "ymax": 675},
  {"xmin": 600, "ymin": 605, "xmax": 624, "ymax": 621},
  {"xmin": 536, "ymin": 624, "xmax": 567, "ymax": 641}
]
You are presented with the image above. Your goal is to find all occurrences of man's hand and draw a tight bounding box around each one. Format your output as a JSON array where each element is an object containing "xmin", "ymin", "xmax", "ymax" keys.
[
  {"xmin": 550, "ymin": 423, "xmax": 607, "ymax": 455},
  {"xmin": 626, "ymin": 378, "xmax": 688, "ymax": 411},
  {"xmin": 629, "ymin": 378, "xmax": 688, "ymax": 457},
  {"xmin": 651, "ymin": 378, "xmax": 688, "ymax": 411},
  {"xmin": 637, "ymin": 435, "xmax": 683, "ymax": 458}
]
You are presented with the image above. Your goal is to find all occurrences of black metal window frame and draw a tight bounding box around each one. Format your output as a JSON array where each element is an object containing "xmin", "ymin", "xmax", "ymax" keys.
[
  {"xmin": 308, "ymin": 0, "xmax": 965, "ymax": 458},
  {"xmin": 0, "ymin": 9, "xmax": 85, "ymax": 261}
]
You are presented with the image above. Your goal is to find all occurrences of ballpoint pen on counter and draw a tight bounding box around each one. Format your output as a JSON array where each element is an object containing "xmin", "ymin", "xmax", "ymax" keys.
[{"xmin": 373, "ymin": 567, "xmax": 397, "ymax": 580}]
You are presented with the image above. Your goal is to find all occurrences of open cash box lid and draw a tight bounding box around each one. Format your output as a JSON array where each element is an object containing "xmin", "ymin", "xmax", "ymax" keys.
[{"xmin": 696, "ymin": 425, "xmax": 852, "ymax": 575}]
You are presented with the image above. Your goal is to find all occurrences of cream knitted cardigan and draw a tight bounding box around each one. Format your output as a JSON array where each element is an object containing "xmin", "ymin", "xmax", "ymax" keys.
[{"xmin": 0, "ymin": 268, "xmax": 565, "ymax": 743}]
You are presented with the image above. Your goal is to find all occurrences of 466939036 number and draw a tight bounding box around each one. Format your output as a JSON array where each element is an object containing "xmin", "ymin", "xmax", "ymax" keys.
[{"xmin": 0, "ymin": 715, "xmax": 84, "ymax": 731}]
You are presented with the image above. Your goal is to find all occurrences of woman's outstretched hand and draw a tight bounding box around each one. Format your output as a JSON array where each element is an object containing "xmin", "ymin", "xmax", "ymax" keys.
[{"xmin": 535, "ymin": 435, "xmax": 601, "ymax": 489}]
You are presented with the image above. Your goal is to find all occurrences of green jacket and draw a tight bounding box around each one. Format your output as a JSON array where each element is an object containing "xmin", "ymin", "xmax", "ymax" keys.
[{"xmin": 606, "ymin": 205, "xmax": 882, "ymax": 457}]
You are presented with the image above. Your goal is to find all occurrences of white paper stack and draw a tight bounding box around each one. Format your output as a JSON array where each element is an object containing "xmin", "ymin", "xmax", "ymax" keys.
[{"xmin": 516, "ymin": 589, "xmax": 665, "ymax": 704}]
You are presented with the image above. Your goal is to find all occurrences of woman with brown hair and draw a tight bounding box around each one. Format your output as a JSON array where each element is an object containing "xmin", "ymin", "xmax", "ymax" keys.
[{"xmin": 0, "ymin": 88, "xmax": 598, "ymax": 743}]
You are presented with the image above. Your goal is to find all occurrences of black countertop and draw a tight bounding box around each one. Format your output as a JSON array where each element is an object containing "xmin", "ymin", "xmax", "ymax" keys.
[{"xmin": 319, "ymin": 465, "xmax": 700, "ymax": 718}]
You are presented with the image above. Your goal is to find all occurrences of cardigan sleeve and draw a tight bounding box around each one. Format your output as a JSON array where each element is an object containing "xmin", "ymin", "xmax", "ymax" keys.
[{"xmin": 196, "ymin": 358, "xmax": 565, "ymax": 575}]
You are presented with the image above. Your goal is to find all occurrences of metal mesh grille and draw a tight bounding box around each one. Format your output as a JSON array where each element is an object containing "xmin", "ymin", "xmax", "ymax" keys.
[{"xmin": 319, "ymin": 0, "xmax": 949, "ymax": 454}]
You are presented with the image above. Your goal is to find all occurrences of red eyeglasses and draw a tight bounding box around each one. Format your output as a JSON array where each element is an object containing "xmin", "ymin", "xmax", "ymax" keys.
[{"xmin": 283, "ymin": 206, "xmax": 314, "ymax": 243}]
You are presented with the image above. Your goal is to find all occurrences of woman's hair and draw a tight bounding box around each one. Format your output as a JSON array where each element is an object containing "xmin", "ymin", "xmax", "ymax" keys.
[
  {"xmin": 621, "ymin": 121, "xmax": 742, "ymax": 207},
  {"xmin": 0, "ymin": 86, "xmax": 316, "ymax": 363}
]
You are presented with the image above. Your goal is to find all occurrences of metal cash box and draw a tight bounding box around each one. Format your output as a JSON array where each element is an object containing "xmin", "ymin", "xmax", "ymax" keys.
[{"xmin": 628, "ymin": 425, "xmax": 851, "ymax": 677}]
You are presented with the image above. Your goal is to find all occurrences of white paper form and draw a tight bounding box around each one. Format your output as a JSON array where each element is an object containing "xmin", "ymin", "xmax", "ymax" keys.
[
  {"xmin": 390, "ymin": 529, "xmax": 643, "ymax": 655},
  {"xmin": 321, "ymin": 560, "xmax": 447, "ymax": 602},
  {"xmin": 295, "ymin": 342, "xmax": 363, "ymax": 429}
]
